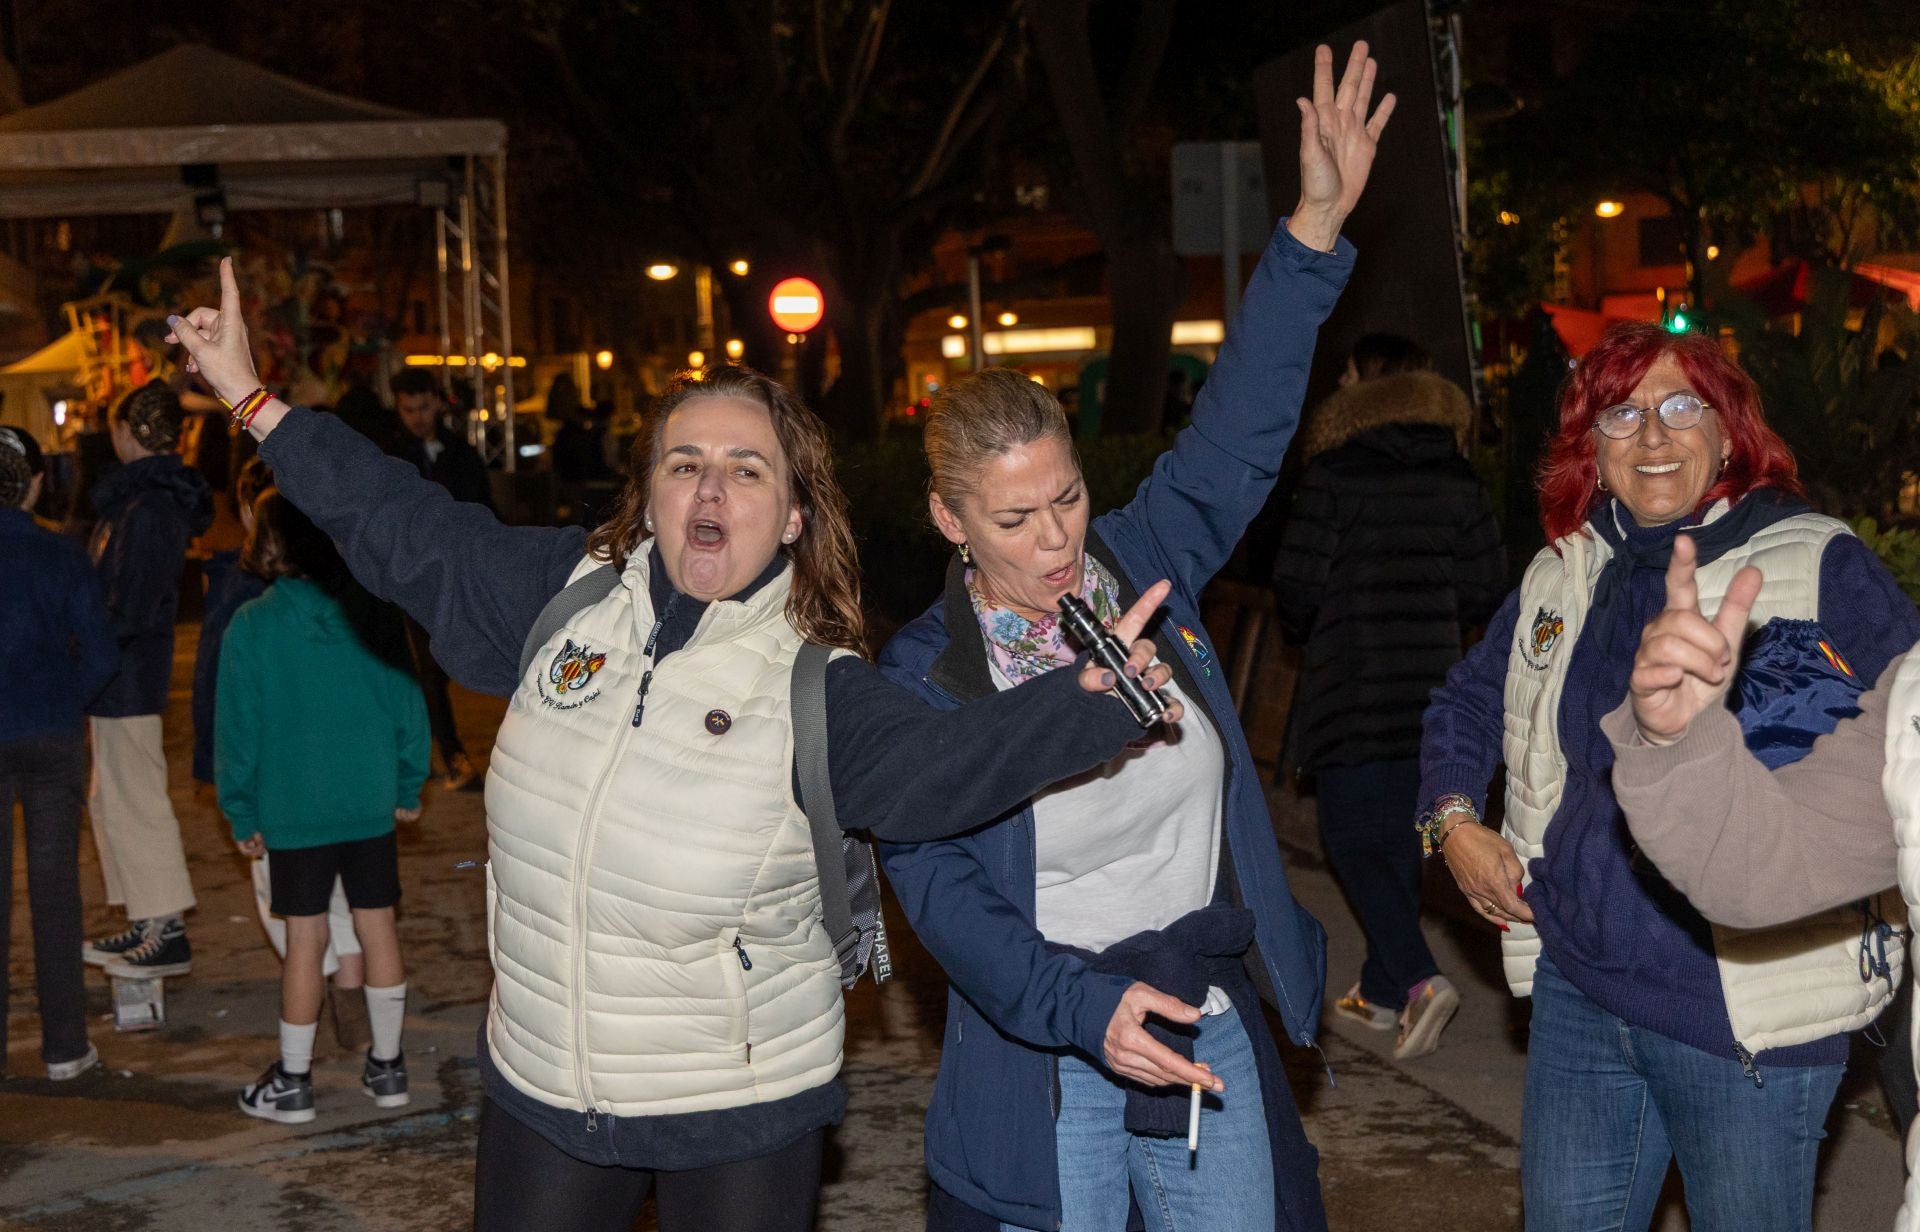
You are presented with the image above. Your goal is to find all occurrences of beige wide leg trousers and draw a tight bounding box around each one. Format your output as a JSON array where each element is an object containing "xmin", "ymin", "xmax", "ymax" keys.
[{"xmin": 88, "ymin": 715, "xmax": 196, "ymax": 920}]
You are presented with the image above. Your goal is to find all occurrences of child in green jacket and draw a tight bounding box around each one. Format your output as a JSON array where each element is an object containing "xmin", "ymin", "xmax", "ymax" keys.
[{"xmin": 216, "ymin": 491, "xmax": 429, "ymax": 1123}]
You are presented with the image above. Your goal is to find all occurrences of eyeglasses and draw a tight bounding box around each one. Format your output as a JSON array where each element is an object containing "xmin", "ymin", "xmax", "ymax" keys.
[{"xmin": 1591, "ymin": 392, "xmax": 1711, "ymax": 440}]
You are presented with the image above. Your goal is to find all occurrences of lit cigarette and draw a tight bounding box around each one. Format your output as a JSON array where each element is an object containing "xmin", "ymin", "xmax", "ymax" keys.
[{"xmin": 1188, "ymin": 1083, "xmax": 1202, "ymax": 1153}]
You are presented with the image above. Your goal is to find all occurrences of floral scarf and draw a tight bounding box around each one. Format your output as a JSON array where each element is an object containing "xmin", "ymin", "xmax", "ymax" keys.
[{"xmin": 967, "ymin": 553, "xmax": 1125, "ymax": 686}]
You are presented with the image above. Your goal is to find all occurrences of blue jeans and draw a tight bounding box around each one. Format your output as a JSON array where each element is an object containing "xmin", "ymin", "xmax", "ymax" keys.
[
  {"xmin": 1001, "ymin": 1007, "xmax": 1274, "ymax": 1232},
  {"xmin": 1522, "ymin": 955, "xmax": 1845, "ymax": 1232}
]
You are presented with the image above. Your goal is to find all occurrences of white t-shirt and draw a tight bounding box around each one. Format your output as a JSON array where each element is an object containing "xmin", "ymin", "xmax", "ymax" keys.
[{"xmin": 989, "ymin": 660, "xmax": 1232, "ymax": 1014}]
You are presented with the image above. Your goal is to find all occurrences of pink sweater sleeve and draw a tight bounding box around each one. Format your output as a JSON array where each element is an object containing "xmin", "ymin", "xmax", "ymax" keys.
[{"xmin": 1601, "ymin": 653, "xmax": 1903, "ymax": 928}]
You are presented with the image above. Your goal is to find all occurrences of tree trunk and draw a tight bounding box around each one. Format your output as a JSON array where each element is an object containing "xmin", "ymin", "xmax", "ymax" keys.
[
  {"xmin": 819, "ymin": 240, "xmax": 903, "ymax": 441},
  {"xmin": 1100, "ymin": 239, "xmax": 1183, "ymax": 435}
]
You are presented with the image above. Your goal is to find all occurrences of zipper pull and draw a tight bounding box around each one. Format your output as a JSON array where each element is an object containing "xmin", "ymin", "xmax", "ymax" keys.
[
  {"xmin": 1307, "ymin": 1036, "xmax": 1337, "ymax": 1089},
  {"xmin": 733, "ymin": 937, "xmax": 753, "ymax": 970},
  {"xmin": 1732, "ymin": 1042, "xmax": 1764, "ymax": 1088},
  {"xmin": 631, "ymin": 669, "xmax": 654, "ymax": 728},
  {"xmin": 585, "ymin": 1108, "xmax": 598, "ymax": 1133}
]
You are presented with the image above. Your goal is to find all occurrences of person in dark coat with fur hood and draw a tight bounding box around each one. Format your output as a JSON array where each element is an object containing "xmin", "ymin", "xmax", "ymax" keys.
[{"xmin": 1272, "ymin": 334, "xmax": 1505, "ymax": 1060}]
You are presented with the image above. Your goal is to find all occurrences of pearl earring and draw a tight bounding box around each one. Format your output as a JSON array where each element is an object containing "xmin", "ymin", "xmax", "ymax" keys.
[
  {"xmin": 958, "ymin": 542, "xmax": 972, "ymax": 565},
  {"xmin": 644, "ymin": 515, "xmax": 654, "ymax": 532}
]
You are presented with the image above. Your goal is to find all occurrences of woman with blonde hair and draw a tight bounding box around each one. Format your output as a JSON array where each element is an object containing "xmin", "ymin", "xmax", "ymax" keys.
[
  {"xmin": 878, "ymin": 42, "xmax": 1392, "ymax": 1232},
  {"xmin": 168, "ymin": 267, "xmax": 1181, "ymax": 1232}
]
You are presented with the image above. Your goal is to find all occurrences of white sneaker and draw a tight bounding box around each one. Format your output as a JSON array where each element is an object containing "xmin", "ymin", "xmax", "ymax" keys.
[
  {"xmin": 1394, "ymin": 975, "xmax": 1460, "ymax": 1061},
  {"xmin": 238, "ymin": 1061, "xmax": 317, "ymax": 1124},
  {"xmin": 46, "ymin": 1044, "xmax": 99, "ymax": 1081}
]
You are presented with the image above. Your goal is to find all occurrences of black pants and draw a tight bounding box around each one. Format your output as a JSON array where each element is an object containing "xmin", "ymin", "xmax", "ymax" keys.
[
  {"xmin": 472, "ymin": 1098, "xmax": 824, "ymax": 1232},
  {"xmin": 0, "ymin": 733, "xmax": 91, "ymax": 1067},
  {"xmin": 404, "ymin": 615, "xmax": 465, "ymax": 766},
  {"xmin": 1315, "ymin": 757, "xmax": 1439, "ymax": 1011}
]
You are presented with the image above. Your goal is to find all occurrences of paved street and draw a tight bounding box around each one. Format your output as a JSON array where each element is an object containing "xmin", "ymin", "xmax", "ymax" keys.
[{"xmin": 0, "ymin": 630, "xmax": 1904, "ymax": 1229}]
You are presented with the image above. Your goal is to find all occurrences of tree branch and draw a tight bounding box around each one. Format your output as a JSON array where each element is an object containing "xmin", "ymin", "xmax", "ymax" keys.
[
  {"xmin": 906, "ymin": 1, "xmax": 1022, "ymax": 199},
  {"xmin": 1111, "ymin": 0, "xmax": 1176, "ymax": 137},
  {"xmin": 829, "ymin": 0, "xmax": 892, "ymax": 157},
  {"xmin": 813, "ymin": 0, "xmax": 835, "ymax": 90}
]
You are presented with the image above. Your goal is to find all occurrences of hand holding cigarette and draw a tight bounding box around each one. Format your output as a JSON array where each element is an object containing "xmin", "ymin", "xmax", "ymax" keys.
[{"xmin": 1102, "ymin": 982, "xmax": 1223, "ymax": 1092}]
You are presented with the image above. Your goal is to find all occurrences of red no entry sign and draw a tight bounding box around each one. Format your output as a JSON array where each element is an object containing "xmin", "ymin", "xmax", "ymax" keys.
[{"xmin": 768, "ymin": 278, "xmax": 825, "ymax": 333}]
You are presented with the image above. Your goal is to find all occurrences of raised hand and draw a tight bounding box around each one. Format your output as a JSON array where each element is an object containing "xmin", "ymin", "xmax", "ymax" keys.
[
  {"xmin": 167, "ymin": 257, "xmax": 263, "ymax": 408},
  {"xmin": 1629, "ymin": 535, "xmax": 1763, "ymax": 744},
  {"xmin": 1289, "ymin": 42, "xmax": 1396, "ymax": 251},
  {"xmin": 1076, "ymin": 579, "xmax": 1185, "ymax": 724}
]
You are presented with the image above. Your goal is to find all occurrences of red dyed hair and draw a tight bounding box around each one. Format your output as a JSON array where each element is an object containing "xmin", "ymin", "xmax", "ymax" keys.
[{"xmin": 1537, "ymin": 323, "xmax": 1803, "ymax": 544}]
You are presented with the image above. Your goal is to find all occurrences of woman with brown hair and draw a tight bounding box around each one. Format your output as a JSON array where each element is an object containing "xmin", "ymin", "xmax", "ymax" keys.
[{"xmin": 167, "ymin": 264, "xmax": 1180, "ymax": 1232}]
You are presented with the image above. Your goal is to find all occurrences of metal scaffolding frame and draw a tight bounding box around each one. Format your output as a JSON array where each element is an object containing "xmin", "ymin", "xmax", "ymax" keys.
[{"xmin": 435, "ymin": 152, "xmax": 517, "ymax": 472}]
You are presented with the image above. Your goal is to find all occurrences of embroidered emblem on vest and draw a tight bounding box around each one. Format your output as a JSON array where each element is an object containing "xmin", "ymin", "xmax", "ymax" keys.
[
  {"xmin": 1176, "ymin": 625, "xmax": 1213, "ymax": 677},
  {"xmin": 539, "ymin": 639, "xmax": 607, "ymax": 710},
  {"xmin": 1521, "ymin": 607, "xmax": 1565, "ymax": 671},
  {"xmin": 705, "ymin": 709, "xmax": 732, "ymax": 735}
]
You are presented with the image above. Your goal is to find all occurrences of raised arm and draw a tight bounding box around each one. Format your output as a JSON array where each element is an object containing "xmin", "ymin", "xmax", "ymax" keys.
[
  {"xmin": 1606, "ymin": 536, "xmax": 1902, "ymax": 926},
  {"xmin": 1099, "ymin": 42, "xmax": 1391, "ymax": 597},
  {"xmin": 169, "ymin": 260, "xmax": 584, "ymax": 695},
  {"xmin": 1602, "ymin": 661, "xmax": 1899, "ymax": 927},
  {"xmin": 828, "ymin": 581, "xmax": 1180, "ymax": 842}
]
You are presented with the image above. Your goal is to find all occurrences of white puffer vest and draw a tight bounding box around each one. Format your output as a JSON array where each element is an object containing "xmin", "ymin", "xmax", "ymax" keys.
[
  {"xmin": 482, "ymin": 547, "xmax": 843, "ymax": 1118},
  {"xmin": 1502, "ymin": 506, "xmax": 1902, "ymax": 1056},
  {"xmin": 1879, "ymin": 656, "xmax": 1920, "ymax": 1231}
]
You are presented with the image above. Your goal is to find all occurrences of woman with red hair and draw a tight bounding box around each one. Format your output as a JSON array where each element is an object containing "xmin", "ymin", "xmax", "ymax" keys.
[{"xmin": 1416, "ymin": 322, "xmax": 1920, "ymax": 1230}]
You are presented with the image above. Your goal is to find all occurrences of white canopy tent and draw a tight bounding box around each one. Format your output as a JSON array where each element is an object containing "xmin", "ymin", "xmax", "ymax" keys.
[{"xmin": 0, "ymin": 45, "xmax": 518, "ymax": 464}]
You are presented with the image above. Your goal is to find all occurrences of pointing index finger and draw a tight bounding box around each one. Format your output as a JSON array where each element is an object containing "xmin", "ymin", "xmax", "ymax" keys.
[
  {"xmin": 219, "ymin": 256, "xmax": 241, "ymax": 318},
  {"xmin": 1109, "ymin": 580, "xmax": 1172, "ymax": 646},
  {"xmin": 1664, "ymin": 534, "xmax": 1701, "ymax": 614}
]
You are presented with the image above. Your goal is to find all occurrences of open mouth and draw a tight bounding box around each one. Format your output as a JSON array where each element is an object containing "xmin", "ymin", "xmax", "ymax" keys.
[
  {"xmin": 1635, "ymin": 462, "xmax": 1683, "ymax": 475},
  {"xmin": 1043, "ymin": 562, "xmax": 1077, "ymax": 587},
  {"xmin": 688, "ymin": 518, "xmax": 728, "ymax": 548}
]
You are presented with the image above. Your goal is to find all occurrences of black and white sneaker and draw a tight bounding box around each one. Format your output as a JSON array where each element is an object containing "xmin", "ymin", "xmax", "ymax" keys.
[
  {"xmin": 362, "ymin": 1051, "xmax": 409, "ymax": 1108},
  {"xmin": 238, "ymin": 1062, "xmax": 316, "ymax": 1124},
  {"xmin": 103, "ymin": 919, "xmax": 191, "ymax": 979},
  {"xmin": 83, "ymin": 920, "xmax": 151, "ymax": 968}
]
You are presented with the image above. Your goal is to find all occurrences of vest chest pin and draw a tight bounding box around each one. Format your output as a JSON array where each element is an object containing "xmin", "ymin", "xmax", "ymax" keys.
[{"xmin": 705, "ymin": 709, "xmax": 733, "ymax": 736}]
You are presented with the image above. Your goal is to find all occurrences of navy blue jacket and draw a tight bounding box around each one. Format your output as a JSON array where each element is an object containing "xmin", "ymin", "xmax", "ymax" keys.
[
  {"xmin": 254, "ymin": 403, "xmax": 1143, "ymax": 1170},
  {"xmin": 86, "ymin": 454, "xmax": 214, "ymax": 717},
  {"xmin": 879, "ymin": 220, "xmax": 1350, "ymax": 1230},
  {"xmin": 1420, "ymin": 499, "xmax": 1920, "ymax": 1069},
  {"xmin": 190, "ymin": 550, "xmax": 270, "ymax": 783},
  {"xmin": 0, "ymin": 507, "xmax": 117, "ymax": 744}
]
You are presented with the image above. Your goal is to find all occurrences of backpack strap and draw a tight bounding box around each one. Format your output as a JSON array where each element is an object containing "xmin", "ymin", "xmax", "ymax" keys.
[
  {"xmin": 793, "ymin": 642, "xmax": 891, "ymax": 986},
  {"xmin": 517, "ymin": 563, "xmax": 622, "ymax": 684},
  {"xmin": 791, "ymin": 641, "xmax": 859, "ymax": 977}
]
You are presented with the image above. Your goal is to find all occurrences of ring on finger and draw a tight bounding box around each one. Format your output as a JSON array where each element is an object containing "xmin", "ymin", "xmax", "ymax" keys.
[{"xmin": 1480, "ymin": 900, "xmax": 1499, "ymax": 915}]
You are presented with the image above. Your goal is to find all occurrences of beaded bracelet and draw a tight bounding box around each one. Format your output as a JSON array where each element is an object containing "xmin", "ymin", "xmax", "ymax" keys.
[
  {"xmin": 225, "ymin": 387, "xmax": 272, "ymax": 430},
  {"xmin": 1417, "ymin": 792, "xmax": 1480, "ymax": 859}
]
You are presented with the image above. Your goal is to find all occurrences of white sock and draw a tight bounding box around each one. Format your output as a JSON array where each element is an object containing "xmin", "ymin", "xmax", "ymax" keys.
[
  {"xmin": 279, "ymin": 1019, "xmax": 318, "ymax": 1077},
  {"xmin": 365, "ymin": 983, "xmax": 407, "ymax": 1062}
]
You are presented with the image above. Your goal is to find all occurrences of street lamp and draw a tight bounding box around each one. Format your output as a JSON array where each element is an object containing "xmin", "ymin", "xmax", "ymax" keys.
[
  {"xmin": 646, "ymin": 263, "xmax": 679, "ymax": 281},
  {"xmin": 729, "ymin": 259, "xmax": 750, "ymax": 276},
  {"xmin": 948, "ymin": 314, "xmax": 968, "ymax": 330},
  {"xmin": 688, "ymin": 350, "xmax": 707, "ymax": 369},
  {"xmin": 595, "ymin": 349, "xmax": 614, "ymax": 370},
  {"xmin": 997, "ymin": 311, "xmax": 1019, "ymax": 327},
  {"xmin": 1594, "ymin": 200, "xmax": 1624, "ymax": 219},
  {"xmin": 726, "ymin": 338, "xmax": 745, "ymax": 359}
]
